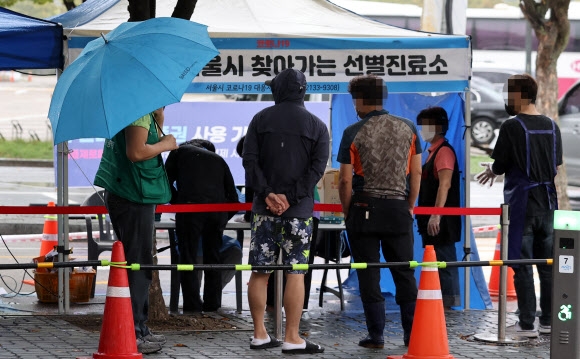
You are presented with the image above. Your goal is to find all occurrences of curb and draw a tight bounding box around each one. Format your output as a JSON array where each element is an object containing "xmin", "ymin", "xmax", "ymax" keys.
[{"xmin": 0, "ymin": 158, "xmax": 53, "ymax": 168}]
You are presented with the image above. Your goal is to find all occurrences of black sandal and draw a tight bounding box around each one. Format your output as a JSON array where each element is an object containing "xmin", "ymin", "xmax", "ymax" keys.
[
  {"xmin": 250, "ymin": 336, "xmax": 282, "ymax": 349},
  {"xmin": 281, "ymin": 339, "xmax": 325, "ymax": 354}
]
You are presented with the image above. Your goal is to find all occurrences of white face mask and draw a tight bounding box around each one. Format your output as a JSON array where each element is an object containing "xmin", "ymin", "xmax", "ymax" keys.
[{"xmin": 420, "ymin": 126, "xmax": 438, "ymax": 142}]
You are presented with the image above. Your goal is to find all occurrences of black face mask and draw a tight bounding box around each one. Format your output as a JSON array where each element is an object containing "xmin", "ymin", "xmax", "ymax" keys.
[{"xmin": 504, "ymin": 103, "xmax": 518, "ymax": 117}]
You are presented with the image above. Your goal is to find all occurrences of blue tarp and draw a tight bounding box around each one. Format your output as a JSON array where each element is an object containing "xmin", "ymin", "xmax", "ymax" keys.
[
  {"xmin": 331, "ymin": 93, "xmax": 493, "ymax": 310},
  {"xmin": 0, "ymin": 7, "xmax": 63, "ymax": 70}
]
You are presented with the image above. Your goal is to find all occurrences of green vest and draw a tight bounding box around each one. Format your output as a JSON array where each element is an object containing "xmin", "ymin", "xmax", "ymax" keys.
[{"xmin": 94, "ymin": 114, "xmax": 171, "ymax": 204}]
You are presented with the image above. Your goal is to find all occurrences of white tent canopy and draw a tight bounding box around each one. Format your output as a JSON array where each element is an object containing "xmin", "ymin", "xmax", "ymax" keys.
[
  {"xmin": 49, "ymin": 0, "xmax": 488, "ymax": 310},
  {"xmin": 52, "ymin": 0, "xmax": 471, "ymax": 94}
]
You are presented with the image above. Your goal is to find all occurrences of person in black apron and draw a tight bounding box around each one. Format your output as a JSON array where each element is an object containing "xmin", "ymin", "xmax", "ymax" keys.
[
  {"xmin": 416, "ymin": 107, "xmax": 462, "ymax": 309},
  {"xmin": 476, "ymin": 74, "xmax": 563, "ymax": 338}
]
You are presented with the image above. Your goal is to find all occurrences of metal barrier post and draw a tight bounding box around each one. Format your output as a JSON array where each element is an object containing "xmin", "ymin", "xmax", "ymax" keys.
[
  {"xmin": 474, "ymin": 203, "xmax": 527, "ymax": 344},
  {"xmin": 274, "ymin": 248, "xmax": 283, "ymax": 340}
]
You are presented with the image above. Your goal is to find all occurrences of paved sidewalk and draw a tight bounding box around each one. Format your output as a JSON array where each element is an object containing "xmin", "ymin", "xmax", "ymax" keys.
[{"xmin": 0, "ymin": 292, "xmax": 550, "ymax": 359}]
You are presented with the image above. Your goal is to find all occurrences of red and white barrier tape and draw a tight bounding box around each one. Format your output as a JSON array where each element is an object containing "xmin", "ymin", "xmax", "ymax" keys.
[{"xmin": 472, "ymin": 225, "xmax": 499, "ymax": 233}]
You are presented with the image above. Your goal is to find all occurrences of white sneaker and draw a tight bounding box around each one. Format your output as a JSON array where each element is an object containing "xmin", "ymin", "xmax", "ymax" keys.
[
  {"xmin": 539, "ymin": 324, "xmax": 551, "ymax": 334},
  {"xmin": 508, "ymin": 321, "xmax": 539, "ymax": 338}
]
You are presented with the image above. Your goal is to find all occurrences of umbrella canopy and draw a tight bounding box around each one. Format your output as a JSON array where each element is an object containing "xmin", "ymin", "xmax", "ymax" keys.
[{"xmin": 48, "ymin": 17, "xmax": 219, "ymax": 144}]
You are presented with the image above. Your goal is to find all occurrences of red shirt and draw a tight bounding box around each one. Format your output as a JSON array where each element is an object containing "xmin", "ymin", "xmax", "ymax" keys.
[{"xmin": 426, "ymin": 137, "xmax": 455, "ymax": 179}]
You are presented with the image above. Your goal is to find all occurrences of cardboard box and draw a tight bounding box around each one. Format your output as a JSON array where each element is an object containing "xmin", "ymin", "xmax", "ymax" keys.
[{"xmin": 317, "ymin": 168, "xmax": 344, "ymax": 223}]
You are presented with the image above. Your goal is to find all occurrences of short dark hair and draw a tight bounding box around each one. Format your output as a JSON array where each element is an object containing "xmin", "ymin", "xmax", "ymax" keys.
[
  {"xmin": 347, "ymin": 75, "xmax": 387, "ymax": 106},
  {"xmin": 416, "ymin": 106, "xmax": 449, "ymax": 135},
  {"xmin": 236, "ymin": 135, "xmax": 245, "ymax": 157},
  {"xmin": 506, "ymin": 74, "xmax": 538, "ymax": 104},
  {"xmin": 181, "ymin": 138, "xmax": 216, "ymax": 153}
]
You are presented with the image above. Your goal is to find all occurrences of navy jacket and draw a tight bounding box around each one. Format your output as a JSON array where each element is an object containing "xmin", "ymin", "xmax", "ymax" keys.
[{"xmin": 242, "ymin": 69, "xmax": 329, "ymax": 218}]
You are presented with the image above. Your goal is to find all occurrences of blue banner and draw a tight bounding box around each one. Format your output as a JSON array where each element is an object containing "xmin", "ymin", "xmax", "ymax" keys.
[{"xmin": 59, "ymin": 101, "xmax": 330, "ymax": 187}]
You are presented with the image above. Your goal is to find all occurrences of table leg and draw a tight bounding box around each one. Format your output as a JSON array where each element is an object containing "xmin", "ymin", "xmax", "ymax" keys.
[
  {"xmin": 169, "ymin": 229, "xmax": 180, "ymax": 313},
  {"xmin": 235, "ymin": 229, "xmax": 244, "ymax": 313}
]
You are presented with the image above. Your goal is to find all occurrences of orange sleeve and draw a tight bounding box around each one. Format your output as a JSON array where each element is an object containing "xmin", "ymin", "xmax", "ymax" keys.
[{"xmin": 350, "ymin": 143, "xmax": 364, "ymax": 176}]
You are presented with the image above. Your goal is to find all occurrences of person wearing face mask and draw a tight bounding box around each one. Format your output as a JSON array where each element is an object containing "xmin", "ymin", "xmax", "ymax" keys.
[
  {"xmin": 415, "ymin": 106, "xmax": 461, "ymax": 309},
  {"xmin": 337, "ymin": 75, "xmax": 421, "ymax": 348},
  {"xmin": 476, "ymin": 74, "xmax": 562, "ymax": 338}
]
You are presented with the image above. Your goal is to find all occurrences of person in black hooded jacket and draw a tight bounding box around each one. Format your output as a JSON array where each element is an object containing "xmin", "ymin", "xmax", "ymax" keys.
[{"xmin": 243, "ymin": 68, "xmax": 329, "ymax": 354}]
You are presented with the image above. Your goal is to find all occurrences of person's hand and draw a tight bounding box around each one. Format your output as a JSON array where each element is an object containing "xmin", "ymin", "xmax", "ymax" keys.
[
  {"xmin": 159, "ymin": 134, "xmax": 178, "ymax": 151},
  {"xmin": 277, "ymin": 194, "xmax": 290, "ymax": 211},
  {"xmin": 475, "ymin": 162, "xmax": 497, "ymax": 187},
  {"xmin": 265, "ymin": 193, "xmax": 286, "ymax": 215},
  {"xmin": 427, "ymin": 215, "xmax": 441, "ymax": 236}
]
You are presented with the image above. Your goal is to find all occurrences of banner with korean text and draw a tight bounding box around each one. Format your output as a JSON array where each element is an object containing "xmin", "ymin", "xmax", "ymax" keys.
[
  {"xmin": 60, "ymin": 101, "xmax": 330, "ymax": 188},
  {"xmin": 67, "ymin": 36, "xmax": 471, "ymax": 95}
]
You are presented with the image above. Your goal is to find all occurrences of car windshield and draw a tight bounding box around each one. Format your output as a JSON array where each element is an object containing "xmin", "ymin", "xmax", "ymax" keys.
[{"xmin": 472, "ymin": 78, "xmax": 504, "ymax": 103}]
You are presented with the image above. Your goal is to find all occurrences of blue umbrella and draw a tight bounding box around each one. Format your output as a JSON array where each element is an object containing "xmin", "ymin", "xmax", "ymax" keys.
[{"xmin": 48, "ymin": 17, "xmax": 219, "ymax": 144}]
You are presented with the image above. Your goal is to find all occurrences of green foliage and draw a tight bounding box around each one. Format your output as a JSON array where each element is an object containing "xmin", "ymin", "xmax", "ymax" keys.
[
  {"xmin": 0, "ymin": 140, "xmax": 53, "ymax": 160},
  {"xmin": 3, "ymin": 0, "xmax": 80, "ymax": 18},
  {"xmin": 470, "ymin": 154, "xmax": 492, "ymax": 174}
]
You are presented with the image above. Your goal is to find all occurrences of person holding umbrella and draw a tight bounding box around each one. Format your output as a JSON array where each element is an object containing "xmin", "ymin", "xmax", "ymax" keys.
[{"xmin": 94, "ymin": 107, "xmax": 178, "ymax": 354}]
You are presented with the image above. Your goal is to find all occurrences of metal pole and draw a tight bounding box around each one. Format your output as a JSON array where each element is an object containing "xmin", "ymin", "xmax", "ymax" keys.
[
  {"xmin": 525, "ymin": 21, "xmax": 532, "ymax": 75},
  {"xmin": 473, "ymin": 203, "xmax": 526, "ymax": 344},
  {"xmin": 464, "ymin": 79, "xmax": 472, "ymax": 310},
  {"xmin": 497, "ymin": 203, "xmax": 510, "ymax": 340},
  {"xmin": 274, "ymin": 248, "xmax": 283, "ymax": 339}
]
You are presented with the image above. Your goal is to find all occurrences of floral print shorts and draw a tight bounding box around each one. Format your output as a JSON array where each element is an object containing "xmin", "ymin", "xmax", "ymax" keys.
[{"xmin": 248, "ymin": 214, "xmax": 313, "ymax": 274}]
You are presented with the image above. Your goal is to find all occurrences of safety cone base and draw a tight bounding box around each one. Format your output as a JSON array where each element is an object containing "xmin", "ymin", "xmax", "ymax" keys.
[
  {"xmin": 92, "ymin": 241, "xmax": 142, "ymax": 359},
  {"xmin": 387, "ymin": 245, "xmax": 457, "ymax": 359},
  {"xmin": 488, "ymin": 232, "xmax": 517, "ymax": 299},
  {"xmin": 387, "ymin": 353, "xmax": 456, "ymax": 359}
]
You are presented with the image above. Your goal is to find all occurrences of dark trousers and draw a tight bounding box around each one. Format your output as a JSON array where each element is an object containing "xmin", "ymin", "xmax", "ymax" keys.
[
  {"xmin": 266, "ymin": 217, "xmax": 319, "ymax": 309},
  {"xmin": 176, "ymin": 212, "xmax": 223, "ymax": 312},
  {"xmin": 512, "ymin": 213, "xmax": 554, "ymax": 329},
  {"xmin": 346, "ymin": 197, "xmax": 417, "ymax": 305},
  {"xmin": 104, "ymin": 191, "xmax": 155, "ymax": 339},
  {"xmin": 433, "ymin": 242, "xmax": 460, "ymax": 307}
]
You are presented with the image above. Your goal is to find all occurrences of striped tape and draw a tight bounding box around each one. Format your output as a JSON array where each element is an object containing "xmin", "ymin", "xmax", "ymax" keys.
[
  {"xmin": 106, "ymin": 286, "xmax": 131, "ymax": 298},
  {"xmin": 417, "ymin": 289, "xmax": 443, "ymax": 300},
  {"xmin": 473, "ymin": 225, "xmax": 499, "ymax": 233}
]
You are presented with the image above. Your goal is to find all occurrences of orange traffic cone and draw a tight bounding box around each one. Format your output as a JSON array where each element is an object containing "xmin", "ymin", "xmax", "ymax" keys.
[
  {"xmin": 91, "ymin": 241, "xmax": 142, "ymax": 359},
  {"xmin": 488, "ymin": 231, "xmax": 517, "ymax": 299},
  {"xmin": 39, "ymin": 202, "xmax": 58, "ymax": 257},
  {"xmin": 388, "ymin": 245, "xmax": 456, "ymax": 359},
  {"xmin": 23, "ymin": 202, "xmax": 58, "ymax": 286},
  {"xmin": 9, "ymin": 71, "xmax": 14, "ymax": 82}
]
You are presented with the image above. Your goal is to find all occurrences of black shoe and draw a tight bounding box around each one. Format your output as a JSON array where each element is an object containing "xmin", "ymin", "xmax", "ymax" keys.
[
  {"xmin": 358, "ymin": 335, "xmax": 384, "ymax": 349},
  {"xmin": 250, "ymin": 335, "xmax": 282, "ymax": 350},
  {"xmin": 281, "ymin": 339, "xmax": 324, "ymax": 354}
]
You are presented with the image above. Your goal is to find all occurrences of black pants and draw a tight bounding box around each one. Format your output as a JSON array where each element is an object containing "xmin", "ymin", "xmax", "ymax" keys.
[
  {"xmin": 346, "ymin": 196, "xmax": 417, "ymax": 305},
  {"xmin": 104, "ymin": 191, "xmax": 155, "ymax": 339},
  {"xmin": 176, "ymin": 212, "xmax": 223, "ymax": 312}
]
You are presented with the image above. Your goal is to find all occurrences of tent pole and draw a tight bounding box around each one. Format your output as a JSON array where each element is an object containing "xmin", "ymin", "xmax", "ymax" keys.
[
  {"xmin": 464, "ymin": 79, "xmax": 472, "ymax": 310},
  {"xmin": 57, "ymin": 37, "xmax": 70, "ymax": 314}
]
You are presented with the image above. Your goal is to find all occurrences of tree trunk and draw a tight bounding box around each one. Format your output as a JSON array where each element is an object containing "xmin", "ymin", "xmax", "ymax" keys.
[
  {"xmin": 172, "ymin": 0, "xmax": 198, "ymax": 20},
  {"xmin": 521, "ymin": 0, "xmax": 572, "ymax": 210},
  {"xmin": 126, "ymin": 0, "xmax": 198, "ymax": 322},
  {"xmin": 127, "ymin": 0, "xmax": 198, "ymax": 21},
  {"xmin": 148, "ymin": 230, "xmax": 169, "ymax": 320}
]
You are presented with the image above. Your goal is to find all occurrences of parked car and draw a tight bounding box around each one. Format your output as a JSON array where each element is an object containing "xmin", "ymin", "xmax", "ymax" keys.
[
  {"xmin": 558, "ymin": 79, "xmax": 580, "ymax": 185},
  {"xmin": 470, "ymin": 76, "xmax": 509, "ymax": 145},
  {"xmin": 472, "ymin": 66, "xmax": 524, "ymax": 94}
]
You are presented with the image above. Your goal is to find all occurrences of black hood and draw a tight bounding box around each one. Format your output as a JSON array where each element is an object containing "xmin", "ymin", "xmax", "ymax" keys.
[{"xmin": 266, "ymin": 68, "xmax": 307, "ymax": 104}]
